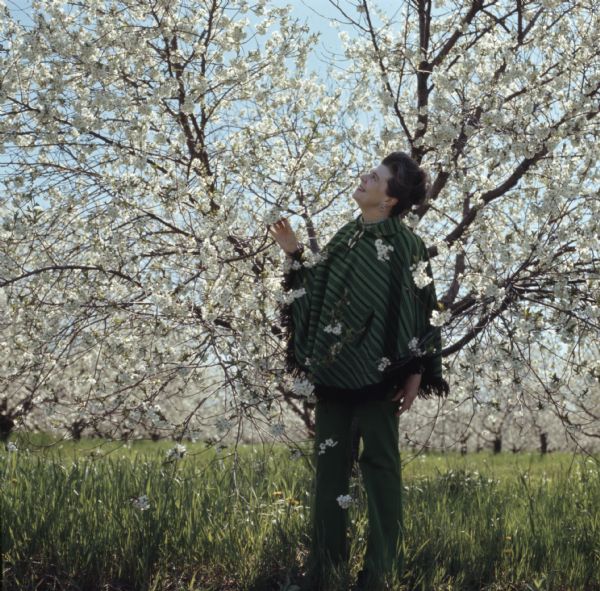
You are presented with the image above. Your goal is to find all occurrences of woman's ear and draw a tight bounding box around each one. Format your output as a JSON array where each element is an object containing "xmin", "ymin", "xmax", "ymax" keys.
[{"xmin": 385, "ymin": 195, "xmax": 399, "ymax": 211}]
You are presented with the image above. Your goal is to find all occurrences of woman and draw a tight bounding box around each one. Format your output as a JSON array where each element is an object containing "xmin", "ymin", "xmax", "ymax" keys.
[{"xmin": 268, "ymin": 151, "xmax": 449, "ymax": 590}]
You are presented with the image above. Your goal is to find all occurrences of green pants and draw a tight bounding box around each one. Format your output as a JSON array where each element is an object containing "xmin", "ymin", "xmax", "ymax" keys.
[{"xmin": 305, "ymin": 386, "xmax": 404, "ymax": 588}]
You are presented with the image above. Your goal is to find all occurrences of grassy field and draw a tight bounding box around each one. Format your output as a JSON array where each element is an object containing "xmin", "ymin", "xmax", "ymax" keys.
[{"xmin": 2, "ymin": 431, "xmax": 599, "ymax": 591}]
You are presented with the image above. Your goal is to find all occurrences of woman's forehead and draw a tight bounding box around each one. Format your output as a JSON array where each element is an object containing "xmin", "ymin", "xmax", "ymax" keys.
[{"xmin": 373, "ymin": 163, "xmax": 391, "ymax": 179}]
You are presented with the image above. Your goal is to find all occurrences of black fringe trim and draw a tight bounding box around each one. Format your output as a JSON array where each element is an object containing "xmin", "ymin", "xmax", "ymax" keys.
[
  {"xmin": 384, "ymin": 356, "xmax": 450, "ymax": 400},
  {"xmin": 418, "ymin": 374, "xmax": 450, "ymax": 399},
  {"xmin": 279, "ymin": 251, "xmax": 308, "ymax": 381}
]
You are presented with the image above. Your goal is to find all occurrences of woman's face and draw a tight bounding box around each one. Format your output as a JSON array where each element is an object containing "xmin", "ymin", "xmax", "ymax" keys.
[{"xmin": 352, "ymin": 163, "xmax": 394, "ymax": 208}]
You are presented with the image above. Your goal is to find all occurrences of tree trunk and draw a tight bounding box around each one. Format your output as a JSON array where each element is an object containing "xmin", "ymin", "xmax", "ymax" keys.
[
  {"xmin": 540, "ymin": 432, "xmax": 548, "ymax": 455},
  {"xmin": 493, "ymin": 436, "xmax": 502, "ymax": 454}
]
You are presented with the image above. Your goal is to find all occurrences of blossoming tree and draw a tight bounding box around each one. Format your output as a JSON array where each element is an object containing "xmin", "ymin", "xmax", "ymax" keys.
[
  {"xmin": 317, "ymin": 0, "xmax": 600, "ymax": 455},
  {"xmin": 0, "ymin": 0, "xmax": 599, "ymax": 456}
]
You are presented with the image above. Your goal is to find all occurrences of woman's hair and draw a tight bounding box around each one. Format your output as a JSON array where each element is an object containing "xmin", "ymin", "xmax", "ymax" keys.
[{"xmin": 381, "ymin": 151, "xmax": 430, "ymax": 217}]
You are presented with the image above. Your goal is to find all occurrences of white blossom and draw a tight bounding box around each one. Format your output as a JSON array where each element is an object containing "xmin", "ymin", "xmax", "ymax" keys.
[
  {"xmin": 290, "ymin": 448, "xmax": 303, "ymax": 460},
  {"xmin": 430, "ymin": 308, "xmax": 451, "ymax": 327},
  {"xmin": 404, "ymin": 212, "xmax": 420, "ymax": 229},
  {"xmin": 291, "ymin": 377, "xmax": 315, "ymax": 400},
  {"xmin": 318, "ymin": 437, "xmax": 339, "ymax": 455},
  {"xmin": 131, "ymin": 494, "xmax": 151, "ymax": 511},
  {"xmin": 377, "ymin": 357, "xmax": 391, "ymax": 371},
  {"xmin": 324, "ymin": 321, "xmax": 342, "ymax": 335},
  {"xmin": 374, "ymin": 238, "xmax": 394, "ymax": 262},
  {"xmin": 336, "ymin": 494, "xmax": 353, "ymax": 509},
  {"xmin": 408, "ymin": 337, "xmax": 425, "ymax": 357},
  {"xmin": 329, "ymin": 342, "xmax": 343, "ymax": 356},
  {"xmin": 166, "ymin": 443, "xmax": 187, "ymax": 461},
  {"xmin": 410, "ymin": 261, "xmax": 433, "ymax": 289},
  {"xmin": 304, "ymin": 251, "xmax": 328, "ymax": 267},
  {"xmin": 281, "ymin": 287, "xmax": 307, "ymax": 304},
  {"xmin": 215, "ymin": 417, "xmax": 234, "ymax": 433},
  {"xmin": 269, "ymin": 422, "xmax": 285, "ymax": 436}
]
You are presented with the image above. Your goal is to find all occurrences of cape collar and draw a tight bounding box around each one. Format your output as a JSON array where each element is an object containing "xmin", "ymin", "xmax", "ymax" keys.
[{"xmin": 355, "ymin": 213, "xmax": 404, "ymax": 237}]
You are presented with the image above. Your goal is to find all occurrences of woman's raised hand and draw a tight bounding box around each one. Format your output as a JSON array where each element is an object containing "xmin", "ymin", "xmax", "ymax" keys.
[{"xmin": 267, "ymin": 217, "xmax": 300, "ymax": 255}]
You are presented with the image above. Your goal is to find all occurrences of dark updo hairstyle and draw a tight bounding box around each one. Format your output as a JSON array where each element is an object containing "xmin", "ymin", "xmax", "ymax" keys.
[{"xmin": 381, "ymin": 151, "xmax": 430, "ymax": 217}]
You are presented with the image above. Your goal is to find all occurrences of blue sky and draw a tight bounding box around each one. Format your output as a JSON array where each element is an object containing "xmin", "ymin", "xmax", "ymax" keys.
[{"xmin": 271, "ymin": 0, "xmax": 401, "ymax": 74}]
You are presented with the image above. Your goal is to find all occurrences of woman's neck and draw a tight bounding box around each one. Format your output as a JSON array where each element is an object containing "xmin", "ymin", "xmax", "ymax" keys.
[{"xmin": 361, "ymin": 213, "xmax": 388, "ymax": 225}]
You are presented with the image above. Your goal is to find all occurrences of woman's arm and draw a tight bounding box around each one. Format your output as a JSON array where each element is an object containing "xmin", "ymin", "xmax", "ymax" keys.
[
  {"xmin": 384, "ymin": 234, "xmax": 449, "ymax": 400},
  {"xmin": 268, "ymin": 217, "xmax": 314, "ymax": 377}
]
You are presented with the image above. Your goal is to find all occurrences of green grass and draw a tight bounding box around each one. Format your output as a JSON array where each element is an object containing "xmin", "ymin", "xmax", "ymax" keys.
[{"xmin": 2, "ymin": 431, "xmax": 599, "ymax": 591}]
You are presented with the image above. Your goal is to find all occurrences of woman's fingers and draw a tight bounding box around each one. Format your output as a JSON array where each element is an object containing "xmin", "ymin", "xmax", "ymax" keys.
[
  {"xmin": 396, "ymin": 399, "xmax": 409, "ymax": 416},
  {"xmin": 268, "ymin": 218, "xmax": 287, "ymax": 231},
  {"xmin": 268, "ymin": 220, "xmax": 282, "ymax": 233},
  {"xmin": 274, "ymin": 219, "xmax": 287, "ymax": 233},
  {"xmin": 391, "ymin": 389, "xmax": 404, "ymax": 402},
  {"xmin": 270, "ymin": 219, "xmax": 292, "ymax": 238}
]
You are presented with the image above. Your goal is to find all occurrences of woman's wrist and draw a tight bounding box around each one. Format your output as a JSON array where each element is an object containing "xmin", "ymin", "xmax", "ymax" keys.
[{"xmin": 285, "ymin": 242, "xmax": 304, "ymax": 257}]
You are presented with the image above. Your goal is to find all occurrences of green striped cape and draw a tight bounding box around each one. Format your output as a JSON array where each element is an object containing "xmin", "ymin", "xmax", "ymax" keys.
[{"xmin": 280, "ymin": 213, "xmax": 449, "ymax": 400}]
